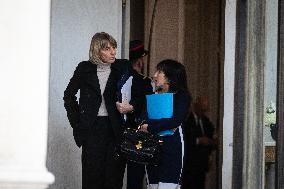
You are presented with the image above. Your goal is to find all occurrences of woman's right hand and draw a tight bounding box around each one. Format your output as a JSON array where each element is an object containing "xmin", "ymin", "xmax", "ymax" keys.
[{"xmin": 139, "ymin": 124, "xmax": 149, "ymax": 133}]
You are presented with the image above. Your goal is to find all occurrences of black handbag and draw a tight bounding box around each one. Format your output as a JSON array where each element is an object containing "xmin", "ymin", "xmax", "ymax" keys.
[{"xmin": 119, "ymin": 127, "xmax": 163, "ymax": 165}]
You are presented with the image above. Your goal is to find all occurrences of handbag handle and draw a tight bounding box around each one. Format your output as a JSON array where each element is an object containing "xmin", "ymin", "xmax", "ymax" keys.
[{"xmin": 137, "ymin": 120, "xmax": 146, "ymax": 131}]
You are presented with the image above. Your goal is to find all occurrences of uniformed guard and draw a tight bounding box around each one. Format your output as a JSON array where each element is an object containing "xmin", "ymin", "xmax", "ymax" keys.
[{"xmin": 116, "ymin": 40, "xmax": 153, "ymax": 189}]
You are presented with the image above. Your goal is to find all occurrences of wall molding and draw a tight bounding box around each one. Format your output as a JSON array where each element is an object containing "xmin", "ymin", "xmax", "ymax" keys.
[{"xmin": 0, "ymin": 168, "xmax": 54, "ymax": 189}]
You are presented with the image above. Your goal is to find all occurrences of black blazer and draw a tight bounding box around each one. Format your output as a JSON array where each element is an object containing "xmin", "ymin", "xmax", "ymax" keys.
[
  {"xmin": 63, "ymin": 59, "xmax": 128, "ymax": 147},
  {"xmin": 183, "ymin": 112, "xmax": 215, "ymax": 172},
  {"xmin": 125, "ymin": 70, "xmax": 153, "ymax": 128}
]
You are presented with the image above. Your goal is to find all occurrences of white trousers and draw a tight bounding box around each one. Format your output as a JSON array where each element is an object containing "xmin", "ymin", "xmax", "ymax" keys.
[{"xmin": 148, "ymin": 183, "xmax": 181, "ymax": 189}]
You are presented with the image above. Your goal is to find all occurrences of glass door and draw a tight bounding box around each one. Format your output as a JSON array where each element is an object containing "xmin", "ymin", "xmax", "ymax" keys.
[{"xmin": 263, "ymin": 1, "xmax": 278, "ymax": 188}]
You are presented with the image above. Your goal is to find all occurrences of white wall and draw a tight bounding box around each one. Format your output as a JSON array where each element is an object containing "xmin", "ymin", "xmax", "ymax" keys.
[
  {"xmin": 0, "ymin": 0, "xmax": 54, "ymax": 188},
  {"xmin": 47, "ymin": 0, "xmax": 124, "ymax": 188},
  {"xmin": 223, "ymin": 0, "xmax": 236, "ymax": 188}
]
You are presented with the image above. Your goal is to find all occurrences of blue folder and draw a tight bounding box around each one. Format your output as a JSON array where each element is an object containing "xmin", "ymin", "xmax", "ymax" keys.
[
  {"xmin": 146, "ymin": 93, "xmax": 174, "ymax": 136},
  {"xmin": 146, "ymin": 93, "xmax": 173, "ymax": 119}
]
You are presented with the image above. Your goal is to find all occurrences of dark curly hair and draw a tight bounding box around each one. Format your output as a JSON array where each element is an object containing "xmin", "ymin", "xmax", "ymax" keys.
[{"xmin": 156, "ymin": 59, "xmax": 188, "ymax": 93}]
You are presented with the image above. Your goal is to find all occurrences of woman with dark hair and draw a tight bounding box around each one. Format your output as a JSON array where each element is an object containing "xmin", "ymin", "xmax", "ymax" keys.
[
  {"xmin": 139, "ymin": 59, "xmax": 191, "ymax": 189},
  {"xmin": 63, "ymin": 32, "xmax": 127, "ymax": 189}
]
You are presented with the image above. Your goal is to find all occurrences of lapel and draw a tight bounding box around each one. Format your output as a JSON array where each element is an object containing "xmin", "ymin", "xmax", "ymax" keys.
[
  {"xmin": 84, "ymin": 62, "xmax": 101, "ymax": 95},
  {"xmin": 84, "ymin": 61, "xmax": 121, "ymax": 97},
  {"xmin": 103, "ymin": 63, "xmax": 120, "ymax": 97}
]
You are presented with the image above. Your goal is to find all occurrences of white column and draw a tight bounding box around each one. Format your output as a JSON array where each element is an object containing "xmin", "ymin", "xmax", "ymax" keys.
[
  {"xmin": 223, "ymin": 0, "xmax": 236, "ymax": 188},
  {"xmin": 0, "ymin": 0, "xmax": 54, "ymax": 188}
]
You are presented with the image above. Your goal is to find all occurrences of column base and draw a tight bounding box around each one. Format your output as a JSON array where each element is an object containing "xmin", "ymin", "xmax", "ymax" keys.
[{"xmin": 0, "ymin": 169, "xmax": 54, "ymax": 189}]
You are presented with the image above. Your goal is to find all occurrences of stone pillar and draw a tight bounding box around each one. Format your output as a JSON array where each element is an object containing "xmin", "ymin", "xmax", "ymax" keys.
[
  {"xmin": 0, "ymin": 0, "xmax": 54, "ymax": 188},
  {"xmin": 222, "ymin": 1, "xmax": 237, "ymax": 188},
  {"xmin": 233, "ymin": 0, "xmax": 266, "ymax": 188},
  {"xmin": 144, "ymin": 0, "xmax": 185, "ymax": 76}
]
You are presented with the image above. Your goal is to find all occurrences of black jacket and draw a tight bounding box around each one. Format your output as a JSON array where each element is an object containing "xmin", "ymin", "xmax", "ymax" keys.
[
  {"xmin": 126, "ymin": 70, "xmax": 153, "ymax": 128},
  {"xmin": 183, "ymin": 112, "xmax": 215, "ymax": 172},
  {"xmin": 63, "ymin": 59, "xmax": 128, "ymax": 147}
]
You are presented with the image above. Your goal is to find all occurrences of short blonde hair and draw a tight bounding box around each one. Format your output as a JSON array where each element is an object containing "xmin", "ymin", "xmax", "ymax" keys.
[{"xmin": 89, "ymin": 32, "xmax": 117, "ymax": 63}]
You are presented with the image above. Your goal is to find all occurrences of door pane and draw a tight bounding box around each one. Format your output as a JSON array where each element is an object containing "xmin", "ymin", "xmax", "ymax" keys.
[{"xmin": 263, "ymin": 1, "xmax": 278, "ymax": 188}]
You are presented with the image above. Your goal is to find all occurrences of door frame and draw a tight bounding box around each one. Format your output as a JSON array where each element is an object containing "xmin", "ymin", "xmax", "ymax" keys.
[{"xmin": 276, "ymin": 0, "xmax": 284, "ymax": 188}]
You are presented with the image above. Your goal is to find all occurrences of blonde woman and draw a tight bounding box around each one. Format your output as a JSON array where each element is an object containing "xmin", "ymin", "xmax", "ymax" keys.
[{"xmin": 64, "ymin": 32, "xmax": 127, "ymax": 189}]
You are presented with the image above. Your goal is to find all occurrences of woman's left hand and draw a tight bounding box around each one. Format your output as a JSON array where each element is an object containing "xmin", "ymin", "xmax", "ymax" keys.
[
  {"xmin": 139, "ymin": 124, "xmax": 149, "ymax": 133},
  {"xmin": 116, "ymin": 101, "xmax": 134, "ymax": 114}
]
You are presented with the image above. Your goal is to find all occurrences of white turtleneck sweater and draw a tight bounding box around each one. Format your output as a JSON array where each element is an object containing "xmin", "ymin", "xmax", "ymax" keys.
[{"xmin": 95, "ymin": 60, "xmax": 111, "ymax": 116}]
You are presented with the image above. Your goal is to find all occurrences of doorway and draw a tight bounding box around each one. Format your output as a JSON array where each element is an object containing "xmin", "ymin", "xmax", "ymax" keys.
[{"xmin": 129, "ymin": 0, "xmax": 225, "ymax": 188}]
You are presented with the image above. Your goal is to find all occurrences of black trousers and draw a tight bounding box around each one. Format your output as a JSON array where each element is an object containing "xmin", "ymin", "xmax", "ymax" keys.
[
  {"xmin": 181, "ymin": 171, "xmax": 206, "ymax": 189},
  {"xmin": 81, "ymin": 117, "xmax": 126, "ymax": 189},
  {"xmin": 127, "ymin": 162, "xmax": 145, "ymax": 189}
]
